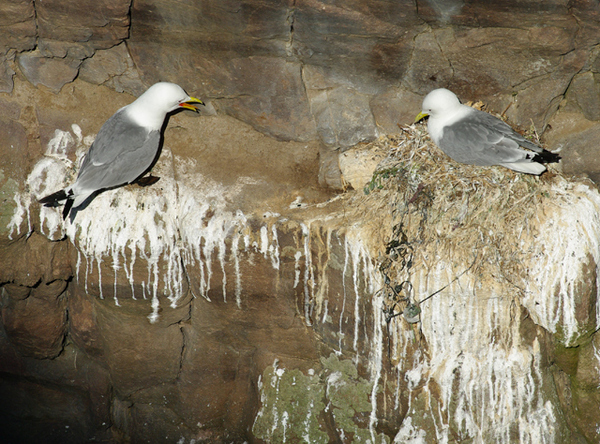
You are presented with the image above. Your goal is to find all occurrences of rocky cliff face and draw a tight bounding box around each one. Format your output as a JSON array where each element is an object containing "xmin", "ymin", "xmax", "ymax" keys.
[
  {"xmin": 2, "ymin": 1, "xmax": 600, "ymax": 443},
  {"xmin": 3, "ymin": 1, "xmax": 600, "ymax": 182}
]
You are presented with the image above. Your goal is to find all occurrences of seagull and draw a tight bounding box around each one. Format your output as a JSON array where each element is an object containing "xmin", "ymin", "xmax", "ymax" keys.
[
  {"xmin": 39, "ymin": 82, "xmax": 204, "ymax": 221},
  {"xmin": 415, "ymin": 88, "xmax": 560, "ymax": 175}
]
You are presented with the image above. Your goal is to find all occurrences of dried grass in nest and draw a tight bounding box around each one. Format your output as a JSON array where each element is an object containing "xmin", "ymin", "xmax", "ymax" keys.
[{"xmin": 349, "ymin": 124, "xmax": 566, "ymax": 322}]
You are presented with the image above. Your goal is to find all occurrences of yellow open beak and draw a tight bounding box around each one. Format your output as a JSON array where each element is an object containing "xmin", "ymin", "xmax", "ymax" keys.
[
  {"xmin": 179, "ymin": 96, "xmax": 205, "ymax": 112},
  {"xmin": 414, "ymin": 111, "xmax": 429, "ymax": 123}
]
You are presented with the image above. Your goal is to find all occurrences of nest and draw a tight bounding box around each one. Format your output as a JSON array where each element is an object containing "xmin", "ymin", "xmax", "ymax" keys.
[{"xmin": 349, "ymin": 124, "xmax": 569, "ymax": 324}]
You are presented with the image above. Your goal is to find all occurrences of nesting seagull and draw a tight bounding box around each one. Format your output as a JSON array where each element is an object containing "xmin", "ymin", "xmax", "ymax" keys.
[
  {"xmin": 39, "ymin": 82, "xmax": 204, "ymax": 221},
  {"xmin": 415, "ymin": 88, "xmax": 560, "ymax": 175}
]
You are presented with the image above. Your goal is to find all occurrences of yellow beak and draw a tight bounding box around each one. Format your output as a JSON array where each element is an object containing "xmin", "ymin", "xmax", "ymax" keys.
[
  {"xmin": 179, "ymin": 96, "xmax": 205, "ymax": 112},
  {"xmin": 414, "ymin": 111, "xmax": 429, "ymax": 123}
]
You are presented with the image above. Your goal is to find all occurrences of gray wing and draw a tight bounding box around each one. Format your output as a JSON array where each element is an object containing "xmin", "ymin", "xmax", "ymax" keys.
[
  {"xmin": 75, "ymin": 110, "xmax": 161, "ymax": 192},
  {"xmin": 440, "ymin": 110, "xmax": 542, "ymax": 166},
  {"xmin": 473, "ymin": 111, "xmax": 542, "ymax": 152}
]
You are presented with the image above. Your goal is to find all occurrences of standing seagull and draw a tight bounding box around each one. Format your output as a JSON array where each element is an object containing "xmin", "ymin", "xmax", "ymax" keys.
[
  {"xmin": 39, "ymin": 82, "xmax": 204, "ymax": 221},
  {"xmin": 415, "ymin": 88, "xmax": 559, "ymax": 175}
]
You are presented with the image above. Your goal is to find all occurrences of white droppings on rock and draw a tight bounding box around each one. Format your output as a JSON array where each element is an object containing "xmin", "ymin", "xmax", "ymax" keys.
[
  {"xmin": 394, "ymin": 417, "xmax": 427, "ymax": 444},
  {"xmin": 522, "ymin": 181, "xmax": 600, "ymax": 346},
  {"xmin": 392, "ymin": 264, "xmax": 558, "ymax": 444},
  {"xmin": 12, "ymin": 129, "xmax": 289, "ymax": 323},
  {"xmin": 300, "ymin": 222, "xmax": 315, "ymax": 325},
  {"xmin": 293, "ymin": 250, "xmax": 303, "ymax": 289},
  {"xmin": 46, "ymin": 128, "xmax": 75, "ymax": 158}
]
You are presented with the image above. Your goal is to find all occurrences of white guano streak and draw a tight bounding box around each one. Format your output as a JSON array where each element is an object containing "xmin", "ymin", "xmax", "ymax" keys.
[
  {"xmin": 12, "ymin": 132, "xmax": 284, "ymax": 323},
  {"xmin": 523, "ymin": 181, "xmax": 600, "ymax": 346}
]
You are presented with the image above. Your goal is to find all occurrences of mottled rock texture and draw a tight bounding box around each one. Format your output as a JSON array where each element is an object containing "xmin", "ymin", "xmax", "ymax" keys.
[
  {"xmin": 2, "ymin": 0, "xmax": 600, "ymax": 442},
  {"xmin": 1, "ymin": 1, "xmax": 599, "ymax": 180}
]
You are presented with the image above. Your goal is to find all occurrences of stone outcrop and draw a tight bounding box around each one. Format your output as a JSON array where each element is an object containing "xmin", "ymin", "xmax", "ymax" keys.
[
  {"xmin": 1, "ymin": 1, "xmax": 600, "ymax": 179},
  {"xmin": 4, "ymin": 114, "xmax": 600, "ymax": 441},
  {"xmin": 3, "ymin": 1, "xmax": 600, "ymax": 442}
]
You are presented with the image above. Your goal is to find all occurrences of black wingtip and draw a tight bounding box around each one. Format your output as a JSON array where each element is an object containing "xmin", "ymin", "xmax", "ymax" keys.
[
  {"xmin": 533, "ymin": 149, "xmax": 561, "ymax": 164},
  {"xmin": 39, "ymin": 189, "xmax": 76, "ymax": 221},
  {"xmin": 62, "ymin": 198, "xmax": 74, "ymax": 221},
  {"xmin": 39, "ymin": 189, "xmax": 68, "ymax": 207}
]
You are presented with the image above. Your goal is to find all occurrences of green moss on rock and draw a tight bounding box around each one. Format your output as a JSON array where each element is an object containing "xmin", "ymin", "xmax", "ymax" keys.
[
  {"xmin": 253, "ymin": 362, "xmax": 328, "ymax": 442},
  {"xmin": 253, "ymin": 355, "xmax": 391, "ymax": 443}
]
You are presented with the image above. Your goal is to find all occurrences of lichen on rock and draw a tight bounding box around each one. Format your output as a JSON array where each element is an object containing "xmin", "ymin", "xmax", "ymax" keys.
[{"xmin": 253, "ymin": 354, "xmax": 391, "ymax": 443}]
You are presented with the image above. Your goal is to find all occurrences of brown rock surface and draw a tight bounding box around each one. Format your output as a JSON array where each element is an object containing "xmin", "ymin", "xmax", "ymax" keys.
[
  {"xmin": 0, "ymin": 233, "xmax": 70, "ymax": 358},
  {"xmin": 0, "ymin": 232, "xmax": 71, "ymax": 288},
  {"xmin": 17, "ymin": 51, "xmax": 82, "ymax": 94},
  {"xmin": 0, "ymin": 296, "xmax": 66, "ymax": 358},
  {"xmin": 36, "ymin": 0, "xmax": 130, "ymax": 45},
  {"xmin": 3, "ymin": 1, "xmax": 600, "ymax": 442},
  {"xmin": 1, "ymin": 1, "xmax": 599, "ymax": 175}
]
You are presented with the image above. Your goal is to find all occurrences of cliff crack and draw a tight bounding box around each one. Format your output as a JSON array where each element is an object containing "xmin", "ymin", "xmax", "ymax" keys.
[
  {"xmin": 286, "ymin": 3, "xmax": 297, "ymax": 58},
  {"xmin": 434, "ymin": 28, "xmax": 455, "ymax": 80},
  {"xmin": 31, "ymin": 0, "xmax": 39, "ymax": 50}
]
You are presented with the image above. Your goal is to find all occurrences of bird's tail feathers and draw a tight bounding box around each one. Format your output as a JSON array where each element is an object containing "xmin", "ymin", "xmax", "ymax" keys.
[
  {"xmin": 532, "ymin": 150, "xmax": 561, "ymax": 164},
  {"xmin": 500, "ymin": 161, "xmax": 547, "ymax": 176},
  {"xmin": 39, "ymin": 189, "xmax": 71, "ymax": 207},
  {"xmin": 519, "ymin": 138, "xmax": 561, "ymax": 164},
  {"xmin": 62, "ymin": 198, "xmax": 74, "ymax": 220},
  {"xmin": 39, "ymin": 188, "xmax": 76, "ymax": 220}
]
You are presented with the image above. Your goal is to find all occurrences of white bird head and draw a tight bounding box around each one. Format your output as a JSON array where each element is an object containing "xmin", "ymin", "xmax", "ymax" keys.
[
  {"xmin": 126, "ymin": 82, "xmax": 204, "ymax": 129},
  {"xmin": 415, "ymin": 88, "xmax": 462, "ymax": 122}
]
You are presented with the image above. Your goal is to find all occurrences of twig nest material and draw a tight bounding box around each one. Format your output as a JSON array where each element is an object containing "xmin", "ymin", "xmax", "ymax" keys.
[{"xmin": 348, "ymin": 125, "xmax": 597, "ymax": 343}]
